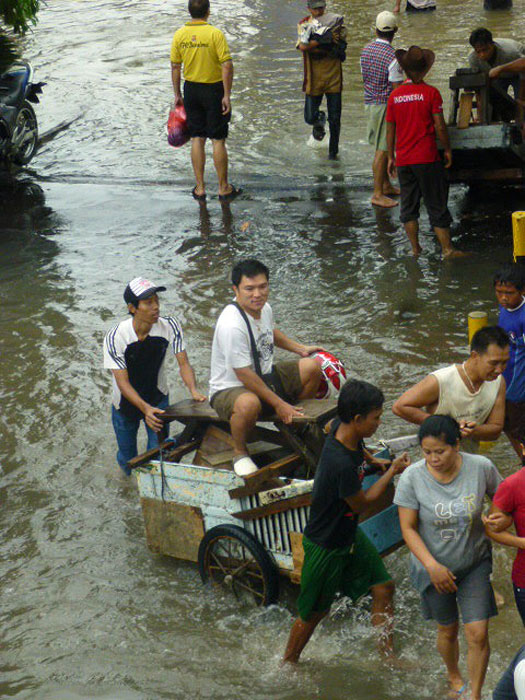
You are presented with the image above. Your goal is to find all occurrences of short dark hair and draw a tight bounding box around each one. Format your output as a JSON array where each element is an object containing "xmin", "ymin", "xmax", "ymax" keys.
[
  {"xmin": 469, "ymin": 28, "xmax": 493, "ymax": 48},
  {"xmin": 337, "ymin": 379, "xmax": 384, "ymax": 423},
  {"xmin": 189, "ymin": 0, "xmax": 209, "ymax": 19},
  {"xmin": 493, "ymin": 263, "xmax": 525, "ymax": 290},
  {"xmin": 418, "ymin": 414, "xmax": 461, "ymax": 446},
  {"xmin": 231, "ymin": 259, "xmax": 269, "ymax": 287},
  {"xmin": 376, "ymin": 29, "xmax": 396, "ymax": 41},
  {"xmin": 470, "ymin": 325, "xmax": 509, "ymax": 354}
]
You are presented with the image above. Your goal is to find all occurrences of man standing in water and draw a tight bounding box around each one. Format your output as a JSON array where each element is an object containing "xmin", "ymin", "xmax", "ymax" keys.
[
  {"xmin": 386, "ymin": 46, "xmax": 465, "ymax": 259},
  {"xmin": 171, "ymin": 0, "xmax": 241, "ymax": 201},
  {"xmin": 283, "ymin": 379, "xmax": 410, "ymax": 664},
  {"xmin": 103, "ymin": 277, "xmax": 205, "ymax": 474},
  {"xmin": 297, "ymin": 0, "xmax": 347, "ymax": 160},
  {"xmin": 208, "ymin": 259, "xmax": 323, "ymax": 476},
  {"xmin": 360, "ymin": 11, "xmax": 403, "ymax": 208},
  {"xmin": 392, "ymin": 325, "xmax": 509, "ymax": 451}
]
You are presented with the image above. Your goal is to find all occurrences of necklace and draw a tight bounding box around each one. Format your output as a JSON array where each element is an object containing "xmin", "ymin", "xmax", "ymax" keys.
[{"xmin": 461, "ymin": 362, "xmax": 477, "ymax": 393}]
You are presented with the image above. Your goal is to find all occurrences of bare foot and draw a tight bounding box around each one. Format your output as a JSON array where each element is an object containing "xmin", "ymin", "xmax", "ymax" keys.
[
  {"xmin": 371, "ymin": 194, "xmax": 399, "ymax": 208},
  {"xmin": 383, "ymin": 184, "xmax": 400, "ymax": 196},
  {"xmin": 411, "ymin": 245, "xmax": 423, "ymax": 257},
  {"xmin": 442, "ymin": 249, "xmax": 472, "ymax": 259},
  {"xmin": 383, "ymin": 654, "xmax": 416, "ymax": 671},
  {"xmin": 494, "ymin": 588, "xmax": 505, "ymax": 607}
]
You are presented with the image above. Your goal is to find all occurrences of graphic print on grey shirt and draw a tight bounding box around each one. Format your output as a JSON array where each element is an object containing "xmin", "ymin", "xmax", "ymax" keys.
[{"xmin": 394, "ymin": 453, "xmax": 502, "ymax": 592}]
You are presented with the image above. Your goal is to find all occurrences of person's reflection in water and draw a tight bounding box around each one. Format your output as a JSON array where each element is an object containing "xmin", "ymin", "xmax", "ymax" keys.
[
  {"xmin": 197, "ymin": 199, "xmax": 211, "ymax": 239},
  {"xmin": 219, "ymin": 199, "xmax": 233, "ymax": 237}
]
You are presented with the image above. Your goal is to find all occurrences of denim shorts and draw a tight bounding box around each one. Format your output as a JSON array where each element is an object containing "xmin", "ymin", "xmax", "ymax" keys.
[{"xmin": 420, "ymin": 558, "xmax": 498, "ymax": 626}]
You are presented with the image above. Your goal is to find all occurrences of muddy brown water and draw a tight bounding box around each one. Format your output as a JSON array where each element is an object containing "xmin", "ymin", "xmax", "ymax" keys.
[{"xmin": 2, "ymin": 0, "xmax": 525, "ymax": 698}]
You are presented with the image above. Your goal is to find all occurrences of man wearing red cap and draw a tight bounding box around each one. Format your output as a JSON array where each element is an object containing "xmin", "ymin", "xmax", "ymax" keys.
[{"xmin": 103, "ymin": 277, "xmax": 205, "ymax": 474}]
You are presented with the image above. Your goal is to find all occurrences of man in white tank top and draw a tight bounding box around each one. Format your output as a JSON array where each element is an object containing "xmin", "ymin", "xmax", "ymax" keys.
[{"xmin": 392, "ymin": 326, "xmax": 509, "ymax": 449}]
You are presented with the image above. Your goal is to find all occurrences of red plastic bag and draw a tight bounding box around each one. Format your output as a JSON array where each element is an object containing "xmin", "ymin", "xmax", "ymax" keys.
[{"xmin": 167, "ymin": 105, "xmax": 190, "ymax": 148}]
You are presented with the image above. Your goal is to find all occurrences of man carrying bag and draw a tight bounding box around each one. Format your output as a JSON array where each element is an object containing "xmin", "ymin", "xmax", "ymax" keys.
[{"xmin": 208, "ymin": 259, "xmax": 323, "ymax": 476}]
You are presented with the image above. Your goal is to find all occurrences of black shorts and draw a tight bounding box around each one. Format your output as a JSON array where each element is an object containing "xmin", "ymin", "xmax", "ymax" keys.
[
  {"xmin": 397, "ymin": 160, "xmax": 453, "ymax": 228},
  {"xmin": 183, "ymin": 80, "xmax": 230, "ymax": 140}
]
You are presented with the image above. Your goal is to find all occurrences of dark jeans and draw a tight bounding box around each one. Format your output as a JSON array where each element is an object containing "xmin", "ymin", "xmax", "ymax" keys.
[
  {"xmin": 111, "ymin": 394, "xmax": 169, "ymax": 475},
  {"xmin": 304, "ymin": 92, "xmax": 341, "ymax": 156},
  {"xmin": 514, "ymin": 584, "xmax": 525, "ymax": 625}
]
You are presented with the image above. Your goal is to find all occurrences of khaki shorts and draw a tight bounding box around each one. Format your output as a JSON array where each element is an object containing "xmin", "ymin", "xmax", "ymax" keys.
[
  {"xmin": 365, "ymin": 103, "xmax": 388, "ymax": 152},
  {"xmin": 210, "ymin": 360, "xmax": 302, "ymax": 421}
]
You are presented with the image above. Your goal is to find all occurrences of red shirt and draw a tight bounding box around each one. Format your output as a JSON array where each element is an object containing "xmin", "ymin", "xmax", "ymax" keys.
[
  {"xmin": 493, "ymin": 468, "xmax": 525, "ymax": 586},
  {"xmin": 385, "ymin": 80, "xmax": 443, "ymax": 166}
]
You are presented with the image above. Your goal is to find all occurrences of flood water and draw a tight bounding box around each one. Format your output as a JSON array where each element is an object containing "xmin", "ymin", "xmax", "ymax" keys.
[{"xmin": 2, "ymin": 0, "xmax": 525, "ymax": 698}]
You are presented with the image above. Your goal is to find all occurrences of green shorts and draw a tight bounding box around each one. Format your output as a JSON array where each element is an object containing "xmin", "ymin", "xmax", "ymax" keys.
[
  {"xmin": 297, "ymin": 528, "xmax": 392, "ymax": 621},
  {"xmin": 210, "ymin": 360, "xmax": 302, "ymax": 421},
  {"xmin": 365, "ymin": 103, "xmax": 388, "ymax": 152}
]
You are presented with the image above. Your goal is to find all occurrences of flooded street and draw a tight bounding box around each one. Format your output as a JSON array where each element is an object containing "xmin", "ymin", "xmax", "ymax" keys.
[{"xmin": 2, "ymin": 0, "xmax": 525, "ymax": 698}]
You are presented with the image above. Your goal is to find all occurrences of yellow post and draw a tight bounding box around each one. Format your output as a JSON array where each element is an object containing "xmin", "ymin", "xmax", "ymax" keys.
[
  {"xmin": 468, "ymin": 311, "xmax": 488, "ymax": 345},
  {"xmin": 512, "ymin": 211, "xmax": 525, "ymax": 261}
]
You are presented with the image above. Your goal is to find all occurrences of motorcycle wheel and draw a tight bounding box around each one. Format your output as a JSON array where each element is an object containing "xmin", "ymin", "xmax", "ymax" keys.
[{"xmin": 12, "ymin": 101, "xmax": 38, "ymax": 165}]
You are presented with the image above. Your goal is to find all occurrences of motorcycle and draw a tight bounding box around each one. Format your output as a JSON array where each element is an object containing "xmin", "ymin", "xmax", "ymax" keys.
[{"xmin": 0, "ymin": 61, "xmax": 44, "ymax": 166}]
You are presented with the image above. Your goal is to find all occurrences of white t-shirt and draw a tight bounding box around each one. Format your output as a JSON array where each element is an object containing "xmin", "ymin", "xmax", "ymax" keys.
[
  {"xmin": 209, "ymin": 302, "xmax": 275, "ymax": 398},
  {"xmin": 103, "ymin": 316, "xmax": 185, "ymax": 414}
]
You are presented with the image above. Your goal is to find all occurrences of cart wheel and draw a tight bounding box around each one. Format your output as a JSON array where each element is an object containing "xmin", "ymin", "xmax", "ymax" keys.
[{"xmin": 198, "ymin": 524, "xmax": 279, "ymax": 606}]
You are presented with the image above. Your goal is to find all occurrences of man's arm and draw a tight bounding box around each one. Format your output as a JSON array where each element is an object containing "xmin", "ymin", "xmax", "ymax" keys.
[
  {"xmin": 273, "ymin": 328, "xmax": 323, "ymax": 357},
  {"xmin": 234, "ymin": 365, "xmax": 304, "ymax": 423},
  {"xmin": 392, "ymin": 374, "xmax": 439, "ymax": 425},
  {"xmin": 489, "ymin": 57, "xmax": 525, "ymax": 79},
  {"xmin": 111, "ymin": 368, "xmax": 165, "ymax": 431},
  {"xmin": 221, "ymin": 59, "xmax": 233, "ymax": 115},
  {"xmin": 433, "ymin": 112, "xmax": 452, "ymax": 168},
  {"xmin": 345, "ymin": 453, "xmax": 410, "ymax": 512},
  {"xmin": 175, "ymin": 350, "xmax": 206, "ymax": 401},
  {"xmin": 468, "ymin": 378, "xmax": 506, "ymax": 441},
  {"xmin": 393, "ymin": 0, "xmax": 401, "ymax": 11},
  {"xmin": 386, "ymin": 120, "xmax": 397, "ymax": 179},
  {"xmin": 171, "ymin": 62, "xmax": 183, "ymax": 106}
]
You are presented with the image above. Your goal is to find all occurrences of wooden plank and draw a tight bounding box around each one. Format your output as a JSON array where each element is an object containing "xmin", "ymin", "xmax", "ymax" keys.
[
  {"xmin": 228, "ymin": 454, "xmax": 302, "ymax": 498},
  {"xmin": 204, "ymin": 441, "xmax": 281, "ymax": 467},
  {"xmin": 275, "ymin": 422, "xmax": 318, "ymax": 474},
  {"xmin": 140, "ymin": 498, "xmax": 204, "ymax": 562},
  {"xmin": 128, "ymin": 439, "xmax": 199, "ymax": 470},
  {"xmin": 458, "ymin": 92, "xmax": 473, "ymax": 129},
  {"xmin": 289, "ymin": 399, "xmax": 337, "ymax": 424},
  {"xmin": 232, "ymin": 493, "xmax": 312, "ymax": 520},
  {"xmin": 162, "ymin": 399, "xmax": 219, "ymax": 422},
  {"xmin": 258, "ymin": 479, "xmax": 314, "ymax": 505},
  {"xmin": 289, "ymin": 531, "xmax": 304, "ymax": 584}
]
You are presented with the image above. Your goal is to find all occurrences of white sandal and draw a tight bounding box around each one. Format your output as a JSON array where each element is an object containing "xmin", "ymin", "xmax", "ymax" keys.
[{"xmin": 233, "ymin": 455, "xmax": 258, "ymax": 476}]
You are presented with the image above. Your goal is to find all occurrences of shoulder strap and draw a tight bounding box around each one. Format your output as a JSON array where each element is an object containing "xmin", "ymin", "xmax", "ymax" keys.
[{"xmin": 230, "ymin": 302, "xmax": 263, "ymax": 376}]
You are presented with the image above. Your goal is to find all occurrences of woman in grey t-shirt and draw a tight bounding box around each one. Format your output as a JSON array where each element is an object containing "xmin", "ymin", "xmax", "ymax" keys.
[{"xmin": 394, "ymin": 414, "xmax": 502, "ymax": 700}]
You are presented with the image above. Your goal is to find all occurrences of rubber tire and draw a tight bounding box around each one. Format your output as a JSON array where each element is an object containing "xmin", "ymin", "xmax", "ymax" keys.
[
  {"xmin": 12, "ymin": 101, "xmax": 38, "ymax": 165},
  {"xmin": 198, "ymin": 524, "xmax": 279, "ymax": 606}
]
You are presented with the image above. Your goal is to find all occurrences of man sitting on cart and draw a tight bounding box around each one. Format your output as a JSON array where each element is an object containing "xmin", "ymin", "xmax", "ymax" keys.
[{"xmin": 208, "ymin": 259, "xmax": 323, "ymax": 476}]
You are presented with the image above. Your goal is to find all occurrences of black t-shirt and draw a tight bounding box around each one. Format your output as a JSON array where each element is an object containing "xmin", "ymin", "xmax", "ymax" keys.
[{"xmin": 303, "ymin": 419, "xmax": 364, "ymax": 549}]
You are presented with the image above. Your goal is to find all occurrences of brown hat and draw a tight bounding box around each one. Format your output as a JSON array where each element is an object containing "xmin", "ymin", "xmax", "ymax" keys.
[{"xmin": 395, "ymin": 45, "xmax": 435, "ymax": 80}]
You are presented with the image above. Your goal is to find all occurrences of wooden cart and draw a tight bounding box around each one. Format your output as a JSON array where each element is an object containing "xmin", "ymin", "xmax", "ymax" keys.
[{"xmin": 131, "ymin": 399, "xmax": 417, "ymax": 606}]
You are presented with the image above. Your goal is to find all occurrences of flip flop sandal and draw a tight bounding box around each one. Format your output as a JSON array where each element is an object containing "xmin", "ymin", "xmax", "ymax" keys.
[
  {"xmin": 448, "ymin": 684, "xmax": 468, "ymax": 699},
  {"xmin": 218, "ymin": 185, "xmax": 242, "ymax": 202},
  {"xmin": 192, "ymin": 186, "xmax": 206, "ymax": 201}
]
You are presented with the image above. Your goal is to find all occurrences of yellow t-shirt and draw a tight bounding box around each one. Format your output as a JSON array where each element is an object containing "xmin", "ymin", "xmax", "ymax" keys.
[{"xmin": 170, "ymin": 21, "xmax": 231, "ymax": 84}]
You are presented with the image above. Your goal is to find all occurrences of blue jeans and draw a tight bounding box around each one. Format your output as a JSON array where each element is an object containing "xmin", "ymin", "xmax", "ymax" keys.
[
  {"xmin": 304, "ymin": 92, "xmax": 341, "ymax": 156},
  {"xmin": 111, "ymin": 394, "xmax": 169, "ymax": 475}
]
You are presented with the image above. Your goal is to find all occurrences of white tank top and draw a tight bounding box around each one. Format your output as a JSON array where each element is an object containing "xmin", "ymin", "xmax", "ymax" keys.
[{"xmin": 432, "ymin": 364, "xmax": 501, "ymax": 426}]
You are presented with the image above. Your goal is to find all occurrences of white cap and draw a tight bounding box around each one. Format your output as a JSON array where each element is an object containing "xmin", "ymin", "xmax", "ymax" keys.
[{"xmin": 376, "ymin": 10, "xmax": 397, "ymax": 32}]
